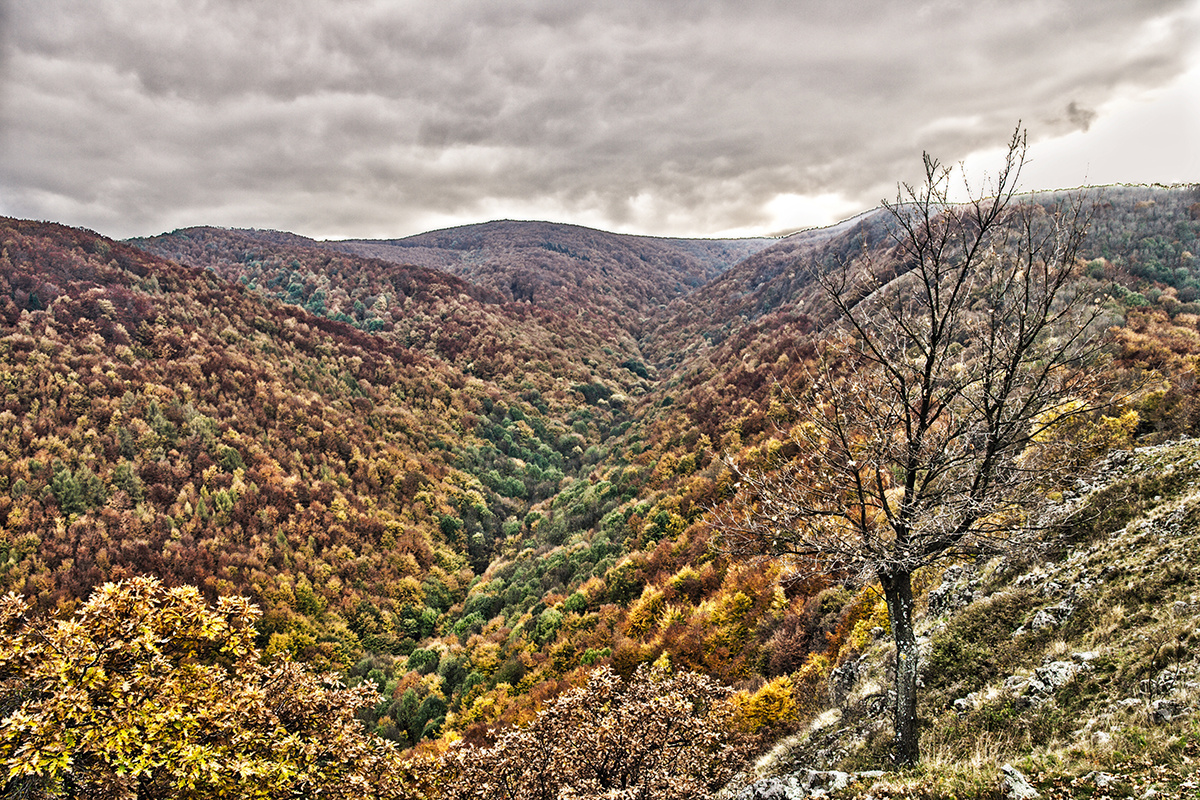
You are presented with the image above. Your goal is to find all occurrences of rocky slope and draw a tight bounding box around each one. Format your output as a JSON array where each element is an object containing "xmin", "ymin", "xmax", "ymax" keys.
[{"xmin": 727, "ymin": 439, "xmax": 1200, "ymax": 799}]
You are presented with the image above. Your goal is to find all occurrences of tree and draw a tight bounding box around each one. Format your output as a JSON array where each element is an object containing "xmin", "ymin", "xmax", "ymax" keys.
[
  {"xmin": 433, "ymin": 664, "xmax": 743, "ymax": 800},
  {"xmin": 718, "ymin": 129, "xmax": 1105, "ymax": 766},
  {"xmin": 0, "ymin": 577, "xmax": 405, "ymax": 799}
]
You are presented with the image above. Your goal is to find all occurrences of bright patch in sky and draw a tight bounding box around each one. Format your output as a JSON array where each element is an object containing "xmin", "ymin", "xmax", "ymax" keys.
[
  {"xmin": 720, "ymin": 193, "xmax": 867, "ymax": 239},
  {"xmin": 1018, "ymin": 62, "xmax": 1200, "ymax": 192}
]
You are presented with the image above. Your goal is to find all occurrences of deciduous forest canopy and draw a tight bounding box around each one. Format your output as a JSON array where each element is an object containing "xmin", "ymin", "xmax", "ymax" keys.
[{"xmin": 2, "ymin": 160, "xmax": 1200, "ymax": 796}]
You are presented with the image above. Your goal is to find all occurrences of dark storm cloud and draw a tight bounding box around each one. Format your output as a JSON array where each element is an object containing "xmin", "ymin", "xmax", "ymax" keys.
[{"xmin": 1, "ymin": 0, "xmax": 1196, "ymax": 238}]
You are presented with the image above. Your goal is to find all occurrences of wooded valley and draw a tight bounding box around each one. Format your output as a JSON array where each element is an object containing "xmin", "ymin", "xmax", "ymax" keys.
[{"xmin": 3, "ymin": 177, "xmax": 1200, "ymax": 797}]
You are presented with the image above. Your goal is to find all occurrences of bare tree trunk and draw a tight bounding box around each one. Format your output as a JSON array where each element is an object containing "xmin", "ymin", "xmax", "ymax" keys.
[{"xmin": 881, "ymin": 570, "xmax": 919, "ymax": 767}]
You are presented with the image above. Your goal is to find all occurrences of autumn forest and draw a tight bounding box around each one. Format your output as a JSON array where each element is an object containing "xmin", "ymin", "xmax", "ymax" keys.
[{"xmin": 3, "ymin": 177, "xmax": 1200, "ymax": 797}]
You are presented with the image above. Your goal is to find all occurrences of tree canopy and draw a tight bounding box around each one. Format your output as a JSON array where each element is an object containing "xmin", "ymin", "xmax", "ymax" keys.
[{"xmin": 433, "ymin": 663, "xmax": 741, "ymax": 800}]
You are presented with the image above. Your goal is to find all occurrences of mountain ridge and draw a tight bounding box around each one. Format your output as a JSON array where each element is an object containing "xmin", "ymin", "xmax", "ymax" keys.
[{"xmin": 135, "ymin": 220, "xmax": 776, "ymax": 343}]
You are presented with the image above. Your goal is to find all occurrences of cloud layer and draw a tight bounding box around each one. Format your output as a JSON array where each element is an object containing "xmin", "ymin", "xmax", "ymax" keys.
[{"xmin": 1, "ymin": 0, "xmax": 1196, "ymax": 239}]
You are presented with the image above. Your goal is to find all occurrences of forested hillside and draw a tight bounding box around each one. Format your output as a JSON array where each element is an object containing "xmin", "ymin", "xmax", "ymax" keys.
[
  {"xmin": 135, "ymin": 221, "xmax": 773, "ymax": 344},
  {"xmin": 130, "ymin": 225, "xmax": 651, "ymax": 397},
  {"xmin": 0, "ymin": 218, "xmax": 502, "ymax": 663},
  {"xmin": 4, "ymin": 182, "xmax": 1200, "ymax": 797},
  {"xmin": 331, "ymin": 220, "xmax": 772, "ymax": 337}
]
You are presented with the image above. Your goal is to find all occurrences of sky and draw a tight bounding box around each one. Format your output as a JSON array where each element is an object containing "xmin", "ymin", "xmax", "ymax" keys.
[{"xmin": 1, "ymin": 0, "xmax": 1197, "ymax": 242}]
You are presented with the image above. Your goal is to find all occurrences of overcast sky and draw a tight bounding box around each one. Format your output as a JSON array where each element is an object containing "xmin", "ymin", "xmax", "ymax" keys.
[{"xmin": 1, "ymin": 0, "xmax": 1197, "ymax": 241}]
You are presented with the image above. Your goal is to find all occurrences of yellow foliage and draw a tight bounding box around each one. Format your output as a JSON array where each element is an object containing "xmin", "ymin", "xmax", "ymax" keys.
[
  {"xmin": 767, "ymin": 395, "xmax": 791, "ymax": 421},
  {"xmin": 1022, "ymin": 400, "xmax": 1140, "ymax": 469},
  {"xmin": 469, "ymin": 641, "xmax": 502, "ymax": 676},
  {"xmin": 849, "ymin": 596, "xmax": 891, "ymax": 651},
  {"xmin": 330, "ymin": 493, "xmax": 351, "ymax": 522},
  {"xmin": 0, "ymin": 578, "xmax": 403, "ymax": 797},
  {"xmin": 715, "ymin": 590, "xmax": 755, "ymax": 627},
  {"xmin": 390, "ymin": 575, "xmax": 424, "ymax": 605},
  {"xmin": 668, "ymin": 564, "xmax": 700, "ymax": 595},
  {"xmin": 1031, "ymin": 398, "xmax": 1088, "ymax": 443},
  {"xmin": 658, "ymin": 603, "xmax": 687, "ymax": 634},
  {"xmin": 735, "ymin": 675, "xmax": 798, "ymax": 733},
  {"xmin": 1093, "ymin": 409, "xmax": 1140, "ymax": 450},
  {"xmin": 457, "ymin": 683, "xmax": 514, "ymax": 729},
  {"xmin": 625, "ymin": 586, "xmax": 666, "ymax": 639},
  {"xmin": 650, "ymin": 452, "xmax": 679, "ymax": 485}
]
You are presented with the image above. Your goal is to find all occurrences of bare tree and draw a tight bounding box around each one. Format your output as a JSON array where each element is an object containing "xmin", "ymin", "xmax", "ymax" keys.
[{"xmin": 718, "ymin": 128, "xmax": 1106, "ymax": 766}]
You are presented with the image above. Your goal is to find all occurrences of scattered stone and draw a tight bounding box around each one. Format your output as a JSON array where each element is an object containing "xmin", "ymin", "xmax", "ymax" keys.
[
  {"xmin": 1026, "ymin": 610, "xmax": 1059, "ymax": 631},
  {"xmin": 1004, "ymin": 674, "xmax": 1030, "ymax": 694},
  {"xmin": 829, "ymin": 658, "xmax": 861, "ymax": 706},
  {"xmin": 1034, "ymin": 660, "xmax": 1081, "ymax": 691},
  {"xmin": 807, "ymin": 770, "xmax": 852, "ymax": 796},
  {"xmin": 1143, "ymin": 666, "xmax": 1188, "ymax": 697},
  {"xmin": 927, "ymin": 565, "xmax": 976, "ymax": 616},
  {"xmin": 1150, "ymin": 698, "xmax": 1186, "ymax": 723},
  {"xmin": 734, "ymin": 776, "xmax": 804, "ymax": 799},
  {"xmin": 734, "ymin": 770, "xmax": 876, "ymax": 800},
  {"xmin": 1017, "ymin": 600, "xmax": 1075, "ymax": 634},
  {"xmin": 1040, "ymin": 580, "xmax": 1064, "ymax": 598},
  {"xmin": 1085, "ymin": 771, "xmax": 1118, "ymax": 789},
  {"xmin": 1014, "ymin": 660, "xmax": 1084, "ymax": 706},
  {"xmin": 1001, "ymin": 763, "xmax": 1040, "ymax": 799}
]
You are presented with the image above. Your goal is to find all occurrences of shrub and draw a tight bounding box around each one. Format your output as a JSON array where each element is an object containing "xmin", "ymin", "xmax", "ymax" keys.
[
  {"xmin": 433, "ymin": 665, "xmax": 745, "ymax": 800},
  {"xmin": 0, "ymin": 577, "xmax": 403, "ymax": 799}
]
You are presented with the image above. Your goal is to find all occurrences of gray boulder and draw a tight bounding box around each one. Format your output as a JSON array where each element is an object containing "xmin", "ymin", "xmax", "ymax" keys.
[{"xmin": 1001, "ymin": 763, "xmax": 1040, "ymax": 799}]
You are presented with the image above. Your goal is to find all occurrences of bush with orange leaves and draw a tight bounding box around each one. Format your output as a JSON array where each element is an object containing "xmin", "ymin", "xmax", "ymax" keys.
[{"xmin": 432, "ymin": 664, "xmax": 746, "ymax": 800}]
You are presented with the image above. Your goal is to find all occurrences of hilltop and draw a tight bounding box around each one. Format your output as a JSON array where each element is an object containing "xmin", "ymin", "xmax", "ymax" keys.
[
  {"xmin": 333, "ymin": 220, "xmax": 771, "ymax": 331},
  {"xmin": 134, "ymin": 221, "xmax": 774, "ymax": 342}
]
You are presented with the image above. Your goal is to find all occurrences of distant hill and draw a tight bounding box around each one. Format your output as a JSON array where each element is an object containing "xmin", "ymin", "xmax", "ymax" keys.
[
  {"xmin": 649, "ymin": 186, "xmax": 1200, "ymax": 369},
  {"xmin": 129, "ymin": 225, "xmax": 654, "ymax": 402},
  {"xmin": 331, "ymin": 220, "xmax": 773, "ymax": 336},
  {"xmin": 135, "ymin": 221, "xmax": 774, "ymax": 345},
  {"xmin": 643, "ymin": 208, "xmax": 895, "ymax": 369}
]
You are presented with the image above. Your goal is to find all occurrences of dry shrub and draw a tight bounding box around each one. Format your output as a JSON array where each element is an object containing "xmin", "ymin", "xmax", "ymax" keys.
[{"xmin": 433, "ymin": 664, "xmax": 746, "ymax": 800}]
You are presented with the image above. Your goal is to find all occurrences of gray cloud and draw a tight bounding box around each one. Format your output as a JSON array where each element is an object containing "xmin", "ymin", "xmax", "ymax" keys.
[
  {"xmin": 1, "ymin": 0, "xmax": 1197, "ymax": 239},
  {"xmin": 1066, "ymin": 101, "xmax": 1099, "ymax": 131}
]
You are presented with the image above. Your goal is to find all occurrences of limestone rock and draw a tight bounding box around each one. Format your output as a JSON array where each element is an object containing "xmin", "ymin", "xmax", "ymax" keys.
[{"xmin": 1001, "ymin": 763, "xmax": 1040, "ymax": 799}]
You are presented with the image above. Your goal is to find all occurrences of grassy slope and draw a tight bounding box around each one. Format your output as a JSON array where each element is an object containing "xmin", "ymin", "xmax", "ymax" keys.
[{"xmin": 732, "ymin": 439, "xmax": 1200, "ymax": 799}]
